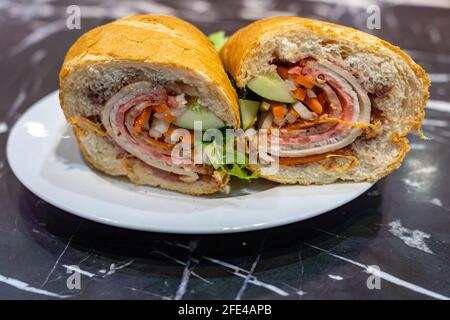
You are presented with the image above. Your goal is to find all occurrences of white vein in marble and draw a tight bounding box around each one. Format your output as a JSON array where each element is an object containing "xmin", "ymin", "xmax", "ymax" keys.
[
  {"xmin": 204, "ymin": 256, "xmax": 290, "ymax": 297},
  {"xmin": 191, "ymin": 0, "xmax": 211, "ymax": 12},
  {"xmin": 314, "ymin": 227, "xmax": 348, "ymax": 239},
  {"xmin": 238, "ymin": 8, "xmax": 295, "ymax": 20},
  {"xmin": 103, "ymin": 259, "xmax": 135, "ymax": 277},
  {"xmin": 402, "ymin": 178, "xmax": 422, "ymax": 189},
  {"xmin": 151, "ymin": 249, "xmax": 212, "ymax": 285},
  {"xmin": 0, "ymin": 274, "xmax": 72, "ymax": 298},
  {"xmin": 409, "ymin": 143, "xmax": 426, "ymax": 150},
  {"xmin": 305, "ymin": 0, "xmax": 450, "ymax": 9},
  {"xmin": 411, "ymin": 166, "xmax": 437, "ymax": 175},
  {"xmin": 166, "ymin": 240, "xmax": 290, "ymax": 297},
  {"xmin": 422, "ymin": 119, "xmax": 450, "ymax": 127},
  {"xmin": 328, "ymin": 274, "xmax": 344, "ymax": 281},
  {"xmin": 174, "ymin": 240, "xmax": 199, "ymax": 300},
  {"xmin": 128, "ymin": 287, "xmax": 171, "ymax": 300},
  {"xmin": 62, "ymin": 265, "xmax": 95, "ymax": 278},
  {"xmin": 7, "ymin": 91, "xmax": 26, "ymax": 119},
  {"xmin": 281, "ymin": 282, "xmax": 307, "ymax": 297},
  {"xmin": 427, "ymin": 100, "xmax": 450, "ymax": 113},
  {"xmin": 388, "ymin": 220, "xmax": 434, "ymax": 254},
  {"xmin": 429, "ymin": 198, "xmax": 448, "ymax": 212},
  {"xmin": 31, "ymin": 49, "xmax": 47, "ymax": 64},
  {"xmin": 430, "ymin": 198, "xmax": 443, "ymax": 207},
  {"xmin": 174, "ymin": 260, "xmax": 193, "ymax": 300},
  {"xmin": 10, "ymin": 20, "xmax": 66, "ymax": 55},
  {"xmin": 0, "ymin": 1, "xmax": 55, "ymax": 20},
  {"xmin": 40, "ymin": 244, "xmax": 70, "ymax": 286},
  {"xmin": 239, "ymin": 0, "xmax": 295, "ymax": 20},
  {"xmin": 427, "ymin": 73, "xmax": 450, "ymax": 83},
  {"xmin": 235, "ymin": 254, "xmax": 261, "ymax": 300},
  {"xmin": 305, "ymin": 243, "xmax": 449, "ymax": 300},
  {"xmin": 41, "ymin": 223, "xmax": 80, "ymax": 288}
]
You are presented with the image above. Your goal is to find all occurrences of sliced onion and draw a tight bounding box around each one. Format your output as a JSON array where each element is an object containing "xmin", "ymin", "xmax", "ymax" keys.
[
  {"xmin": 149, "ymin": 129, "xmax": 162, "ymax": 139},
  {"xmin": 286, "ymin": 112, "xmax": 297, "ymax": 123},
  {"xmin": 153, "ymin": 112, "xmax": 165, "ymax": 119},
  {"xmin": 293, "ymin": 101, "xmax": 318, "ymax": 120},
  {"xmin": 306, "ymin": 89, "xmax": 317, "ymax": 98},
  {"xmin": 316, "ymin": 82, "xmax": 342, "ymax": 113},
  {"xmin": 170, "ymin": 106, "xmax": 187, "ymax": 117},
  {"xmin": 259, "ymin": 112, "xmax": 273, "ymax": 129},
  {"xmin": 175, "ymin": 94, "xmax": 187, "ymax": 107},
  {"xmin": 149, "ymin": 118, "xmax": 170, "ymax": 138},
  {"xmin": 273, "ymin": 117, "xmax": 286, "ymax": 126},
  {"xmin": 284, "ymin": 79, "xmax": 297, "ymax": 91}
]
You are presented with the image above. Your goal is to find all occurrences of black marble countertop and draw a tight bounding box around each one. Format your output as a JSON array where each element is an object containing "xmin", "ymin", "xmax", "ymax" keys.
[{"xmin": 1, "ymin": 0, "xmax": 449, "ymax": 300}]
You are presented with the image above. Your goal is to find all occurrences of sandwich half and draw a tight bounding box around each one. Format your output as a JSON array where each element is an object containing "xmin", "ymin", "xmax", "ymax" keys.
[
  {"xmin": 220, "ymin": 16, "xmax": 430, "ymax": 184},
  {"xmin": 59, "ymin": 15, "xmax": 239, "ymax": 195}
]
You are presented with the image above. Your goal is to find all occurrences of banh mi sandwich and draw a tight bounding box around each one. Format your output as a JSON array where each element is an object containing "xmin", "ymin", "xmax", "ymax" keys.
[
  {"xmin": 220, "ymin": 16, "xmax": 429, "ymax": 184},
  {"xmin": 59, "ymin": 15, "xmax": 242, "ymax": 195}
]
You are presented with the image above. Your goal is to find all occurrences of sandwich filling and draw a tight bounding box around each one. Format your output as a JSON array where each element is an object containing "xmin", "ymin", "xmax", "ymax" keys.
[
  {"xmin": 241, "ymin": 57, "xmax": 373, "ymax": 165},
  {"xmin": 74, "ymin": 81, "xmax": 227, "ymax": 184}
]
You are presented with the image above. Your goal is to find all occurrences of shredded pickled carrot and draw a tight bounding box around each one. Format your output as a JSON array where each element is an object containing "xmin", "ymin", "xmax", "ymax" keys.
[
  {"xmin": 164, "ymin": 114, "xmax": 176, "ymax": 123},
  {"xmin": 386, "ymin": 132, "xmax": 410, "ymax": 172},
  {"xmin": 277, "ymin": 66, "xmax": 289, "ymax": 79},
  {"xmin": 278, "ymin": 148, "xmax": 353, "ymax": 166},
  {"xmin": 293, "ymin": 88, "xmax": 306, "ymax": 101},
  {"xmin": 121, "ymin": 157, "xmax": 136, "ymax": 177},
  {"xmin": 294, "ymin": 74, "xmax": 315, "ymax": 89},
  {"xmin": 321, "ymin": 154, "xmax": 359, "ymax": 172},
  {"xmin": 133, "ymin": 107, "xmax": 152, "ymax": 133},
  {"xmin": 142, "ymin": 135, "xmax": 174, "ymax": 152},
  {"xmin": 153, "ymin": 103, "xmax": 169, "ymax": 113},
  {"xmin": 304, "ymin": 97, "xmax": 323, "ymax": 114},
  {"xmin": 290, "ymin": 108, "xmax": 300, "ymax": 118},
  {"xmin": 279, "ymin": 152, "xmax": 334, "ymax": 166},
  {"xmin": 318, "ymin": 92, "xmax": 327, "ymax": 105},
  {"xmin": 68, "ymin": 117, "xmax": 107, "ymax": 136},
  {"xmin": 271, "ymin": 103, "xmax": 287, "ymax": 119},
  {"xmin": 283, "ymin": 117, "xmax": 379, "ymax": 132}
]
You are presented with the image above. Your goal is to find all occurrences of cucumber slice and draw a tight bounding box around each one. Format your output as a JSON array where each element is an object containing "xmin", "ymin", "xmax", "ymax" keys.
[
  {"xmin": 247, "ymin": 71, "xmax": 296, "ymax": 103},
  {"xmin": 173, "ymin": 101, "xmax": 225, "ymax": 130},
  {"xmin": 239, "ymin": 99, "xmax": 260, "ymax": 130}
]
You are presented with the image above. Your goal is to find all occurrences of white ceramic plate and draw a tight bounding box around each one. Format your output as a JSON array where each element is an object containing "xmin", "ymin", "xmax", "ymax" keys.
[{"xmin": 7, "ymin": 91, "xmax": 373, "ymax": 234}]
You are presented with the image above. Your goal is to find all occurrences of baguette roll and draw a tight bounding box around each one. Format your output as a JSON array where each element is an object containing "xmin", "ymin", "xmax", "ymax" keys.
[
  {"xmin": 60, "ymin": 15, "xmax": 239, "ymax": 195},
  {"xmin": 220, "ymin": 16, "xmax": 430, "ymax": 184}
]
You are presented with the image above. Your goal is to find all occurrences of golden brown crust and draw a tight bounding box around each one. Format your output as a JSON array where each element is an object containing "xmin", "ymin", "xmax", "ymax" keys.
[{"xmin": 60, "ymin": 14, "xmax": 239, "ymax": 126}]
